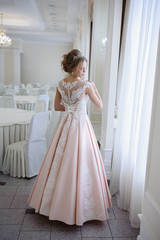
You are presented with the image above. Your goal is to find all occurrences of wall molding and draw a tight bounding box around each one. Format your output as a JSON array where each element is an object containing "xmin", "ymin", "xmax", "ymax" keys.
[
  {"xmin": 137, "ymin": 214, "xmax": 153, "ymax": 240},
  {"xmin": 138, "ymin": 192, "xmax": 160, "ymax": 240}
]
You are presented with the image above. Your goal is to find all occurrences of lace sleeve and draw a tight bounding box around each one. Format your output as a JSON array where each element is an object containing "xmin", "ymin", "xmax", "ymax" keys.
[
  {"xmin": 83, "ymin": 81, "xmax": 92, "ymax": 91},
  {"xmin": 84, "ymin": 81, "xmax": 103, "ymax": 109}
]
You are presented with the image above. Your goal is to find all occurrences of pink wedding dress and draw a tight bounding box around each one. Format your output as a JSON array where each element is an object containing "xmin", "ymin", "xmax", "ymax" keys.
[{"xmin": 28, "ymin": 79, "xmax": 112, "ymax": 226}]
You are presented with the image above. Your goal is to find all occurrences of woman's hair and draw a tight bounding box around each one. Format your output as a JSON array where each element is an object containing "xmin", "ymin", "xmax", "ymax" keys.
[{"xmin": 61, "ymin": 49, "xmax": 87, "ymax": 73}]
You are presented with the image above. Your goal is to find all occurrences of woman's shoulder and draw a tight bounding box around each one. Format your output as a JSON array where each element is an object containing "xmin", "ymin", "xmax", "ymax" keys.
[
  {"xmin": 76, "ymin": 79, "xmax": 91, "ymax": 86},
  {"xmin": 57, "ymin": 79, "xmax": 64, "ymax": 87},
  {"xmin": 82, "ymin": 80, "xmax": 92, "ymax": 89}
]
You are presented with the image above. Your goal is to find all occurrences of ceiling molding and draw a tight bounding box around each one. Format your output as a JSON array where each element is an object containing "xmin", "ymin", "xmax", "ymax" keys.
[{"xmin": 0, "ymin": 0, "xmax": 86, "ymax": 44}]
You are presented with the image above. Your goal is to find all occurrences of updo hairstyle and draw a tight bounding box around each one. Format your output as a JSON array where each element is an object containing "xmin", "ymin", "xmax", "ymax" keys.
[{"xmin": 61, "ymin": 49, "xmax": 87, "ymax": 73}]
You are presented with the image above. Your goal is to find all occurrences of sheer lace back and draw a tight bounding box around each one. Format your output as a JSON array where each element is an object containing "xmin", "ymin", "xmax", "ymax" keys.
[{"xmin": 57, "ymin": 79, "xmax": 91, "ymax": 107}]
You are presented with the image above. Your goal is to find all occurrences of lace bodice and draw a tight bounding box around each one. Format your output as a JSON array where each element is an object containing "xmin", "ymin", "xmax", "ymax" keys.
[
  {"xmin": 57, "ymin": 79, "xmax": 91, "ymax": 124},
  {"xmin": 57, "ymin": 79, "xmax": 91, "ymax": 114},
  {"xmin": 58, "ymin": 80, "xmax": 91, "ymax": 104}
]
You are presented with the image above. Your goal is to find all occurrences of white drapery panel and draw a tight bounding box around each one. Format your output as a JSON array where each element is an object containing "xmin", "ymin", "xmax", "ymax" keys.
[{"xmin": 110, "ymin": 0, "xmax": 160, "ymax": 228}]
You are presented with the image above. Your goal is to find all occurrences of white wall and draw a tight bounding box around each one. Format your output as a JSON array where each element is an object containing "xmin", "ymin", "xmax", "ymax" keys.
[
  {"xmin": 0, "ymin": 39, "xmax": 72, "ymax": 87},
  {"xmin": 138, "ymin": 32, "xmax": 160, "ymax": 240},
  {"xmin": 21, "ymin": 42, "xmax": 72, "ymax": 87}
]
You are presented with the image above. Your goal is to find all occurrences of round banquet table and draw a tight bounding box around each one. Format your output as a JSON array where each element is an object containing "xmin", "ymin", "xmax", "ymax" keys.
[
  {"xmin": 15, "ymin": 96, "xmax": 38, "ymax": 110},
  {"xmin": 0, "ymin": 108, "xmax": 35, "ymax": 170}
]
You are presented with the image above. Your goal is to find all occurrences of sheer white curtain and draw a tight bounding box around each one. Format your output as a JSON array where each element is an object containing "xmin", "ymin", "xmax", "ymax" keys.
[{"xmin": 110, "ymin": 0, "xmax": 160, "ymax": 228}]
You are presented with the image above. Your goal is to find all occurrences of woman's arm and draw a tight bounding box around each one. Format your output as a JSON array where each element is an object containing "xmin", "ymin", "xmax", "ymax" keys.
[
  {"xmin": 85, "ymin": 83, "xmax": 103, "ymax": 109},
  {"xmin": 54, "ymin": 87, "xmax": 65, "ymax": 111}
]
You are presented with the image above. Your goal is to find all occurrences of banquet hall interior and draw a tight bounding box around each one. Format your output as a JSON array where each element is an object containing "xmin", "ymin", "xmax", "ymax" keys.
[{"xmin": 0, "ymin": 0, "xmax": 160, "ymax": 239}]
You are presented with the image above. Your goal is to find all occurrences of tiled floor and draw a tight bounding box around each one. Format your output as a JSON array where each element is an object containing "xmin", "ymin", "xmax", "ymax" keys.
[{"xmin": 0, "ymin": 172, "xmax": 139, "ymax": 240}]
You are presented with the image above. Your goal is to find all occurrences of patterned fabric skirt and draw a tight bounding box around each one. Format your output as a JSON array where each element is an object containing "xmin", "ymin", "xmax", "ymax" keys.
[{"xmin": 28, "ymin": 113, "xmax": 112, "ymax": 226}]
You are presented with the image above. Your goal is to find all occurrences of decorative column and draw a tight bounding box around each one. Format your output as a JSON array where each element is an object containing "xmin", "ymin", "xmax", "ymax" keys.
[
  {"xmin": 100, "ymin": 0, "xmax": 122, "ymax": 179},
  {"xmin": 0, "ymin": 50, "xmax": 4, "ymax": 84}
]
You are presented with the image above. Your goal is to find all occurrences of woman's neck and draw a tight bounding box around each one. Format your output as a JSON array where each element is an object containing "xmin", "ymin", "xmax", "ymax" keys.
[{"xmin": 65, "ymin": 74, "xmax": 80, "ymax": 82}]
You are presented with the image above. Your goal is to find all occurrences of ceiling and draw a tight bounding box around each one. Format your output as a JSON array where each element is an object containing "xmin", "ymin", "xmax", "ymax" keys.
[{"xmin": 0, "ymin": 0, "xmax": 86, "ymax": 44}]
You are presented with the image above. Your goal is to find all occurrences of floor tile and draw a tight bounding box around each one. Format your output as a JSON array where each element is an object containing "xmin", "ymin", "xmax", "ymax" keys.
[
  {"xmin": 113, "ymin": 238, "xmax": 137, "ymax": 240},
  {"xmin": 0, "ymin": 181, "xmax": 6, "ymax": 185},
  {"xmin": 108, "ymin": 220, "xmax": 139, "ymax": 238},
  {"xmin": 113, "ymin": 206, "xmax": 129, "ymax": 219},
  {"xmin": 51, "ymin": 230, "xmax": 81, "ymax": 240},
  {"xmin": 26, "ymin": 176, "xmax": 36, "ymax": 186},
  {"xmin": 108, "ymin": 207, "xmax": 116, "ymax": 219},
  {"xmin": 19, "ymin": 231, "xmax": 50, "ymax": 240},
  {"xmin": 0, "ymin": 173, "xmax": 10, "ymax": 182},
  {"xmin": 5, "ymin": 177, "xmax": 28, "ymax": 186},
  {"xmin": 0, "ymin": 171, "xmax": 140, "ymax": 240},
  {"xmin": 26, "ymin": 202, "xmax": 34, "ymax": 209},
  {"xmin": 111, "ymin": 196, "xmax": 118, "ymax": 206},
  {"xmin": 22, "ymin": 213, "xmax": 51, "ymax": 230},
  {"xmin": 25, "ymin": 208, "xmax": 35, "ymax": 214},
  {"xmin": 82, "ymin": 238, "xmax": 112, "ymax": 240},
  {"xmin": 0, "ymin": 224, "xmax": 21, "ymax": 240},
  {"xmin": 10, "ymin": 195, "xmax": 29, "ymax": 209},
  {"xmin": 52, "ymin": 220, "xmax": 80, "ymax": 231},
  {"xmin": 0, "ymin": 186, "xmax": 17, "ymax": 196},
  {"xmin": 16, "ymin": 186, "xmax": 33, "ymax": 196},
  {"xmin": 0, "ymin": 209, "xmax": 25, "ymax": 224},
  {"xmin": 0, "ymin": 196, "xmax": 13, "ymax": 208},
  {"xmin": 81, "ymin": 220, "xmax": 112, "ymax": 238}
]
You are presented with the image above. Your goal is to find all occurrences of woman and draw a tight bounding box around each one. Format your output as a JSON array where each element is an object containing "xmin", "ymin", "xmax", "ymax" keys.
[{"xmin": 28, "ymin": 49, "xmax": 112, "ymax": 226}]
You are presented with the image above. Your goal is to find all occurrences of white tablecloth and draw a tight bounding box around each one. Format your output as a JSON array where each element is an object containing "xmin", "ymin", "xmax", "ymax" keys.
[
  {"xmin": 15, "ymin": 96, "xmax": 38, "ymax": 110},
  {"xmin": 0, "ymin": 108, "xmax": 35, "ymax": 170}
]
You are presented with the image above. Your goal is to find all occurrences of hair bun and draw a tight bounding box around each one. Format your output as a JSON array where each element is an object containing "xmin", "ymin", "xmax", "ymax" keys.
[{"xmin": 61, "ymin": 49, "xmax": 87, "ymax": 73}]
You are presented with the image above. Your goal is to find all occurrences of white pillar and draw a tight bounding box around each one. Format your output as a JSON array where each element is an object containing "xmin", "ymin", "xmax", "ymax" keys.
[
  {"xmin": 0, "ymin": 50, "xmax": 4, "ymax": 84},
  {"xmin": 13, "ymin": 51, "xmax": 21, "ymax": 84},
  {"xmin": 100, "ymin": 0, "xmax": 122, "ymax": 179}
]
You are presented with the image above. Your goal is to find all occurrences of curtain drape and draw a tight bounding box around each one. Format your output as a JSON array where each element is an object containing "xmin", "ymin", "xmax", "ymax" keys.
[{"xmin": 110, "ymin": 0, "xmax": 160, "ymax": 228}]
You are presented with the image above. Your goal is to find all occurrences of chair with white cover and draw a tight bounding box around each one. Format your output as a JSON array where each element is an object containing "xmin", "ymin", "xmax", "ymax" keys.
[
  {"xmin": 0, "ymin": 96, "xmax": 16, "ymax": 108},
  {"xmin": 14, "ymin": 85, "xmax": 19, "ymax": 94},
  {"xmin": 19, "ymin": 83, "xmax": 25, "ymax": 89},
  {"xmin": 46, "ymin": 108, "xmax": 64, "ymax": 147},
  {"xmin": 2, "ymin": 112, "xmax": 50, "ymax": 178},
  {"xmin": 29, "ymin": 89, "xmax": 38, "ymax": 96},
  {"xmin": 26, "ymin": 84, "xmax": 33, "ymax": 94},
  {"xmin": 7, "ymin": 84, "xmax": 13, "ymax": 89},
  {"xmin": 43, "ymin": 83, "xmax": 50, "ymax": 91},
  {"xmin": 38, "ymin": 94, "xmax": 49, "ymax": 111},
  {"xmin": 38, "ymin": 89, "xmax": 46, "ymax": 95},
  {"xmin": 34, "ymin": 99, "xmax": 46, "ymax": 112},
  {"xmin": 49, "ymin": 86, "xmax": 56, "ymax": 91},
  {"xmin": 33, "ymin": 82, "xmax": 41, "ymax": 88},
  {"xmin": 0, "ymin": 84, "xmax": 6, "ymax": 96},
  {"xmin": 18, "ymin": 88, "xmax": 27, "ymax": 96},
  {"xmin": 5, "ymin": 89, "xmax": 16, "ymax": 96},
  {"xmin": 48, "ymin": 90, "xmax": 56, "ymax": 110}
]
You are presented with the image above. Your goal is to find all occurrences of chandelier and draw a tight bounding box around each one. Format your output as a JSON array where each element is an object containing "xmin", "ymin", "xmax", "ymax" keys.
[{"xmin": 0, "ymin": 13, "xmax": 11, "ymax": 47}]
